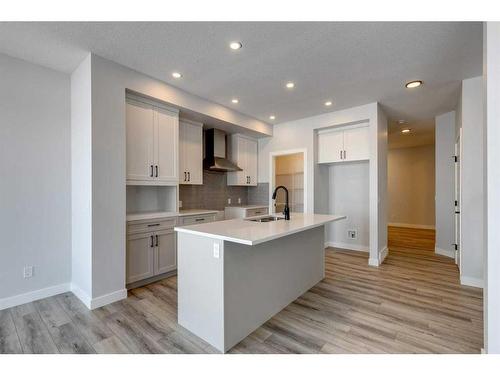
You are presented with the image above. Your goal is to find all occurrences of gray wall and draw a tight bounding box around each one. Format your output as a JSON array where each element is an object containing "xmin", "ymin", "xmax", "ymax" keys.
[
  {"xmin": 435, "ymin": 111, "xmax": 456, "ymax": 255},
  {"xmin": 0, "ymin": 53, "xmax": 71, "ymax": 301}
]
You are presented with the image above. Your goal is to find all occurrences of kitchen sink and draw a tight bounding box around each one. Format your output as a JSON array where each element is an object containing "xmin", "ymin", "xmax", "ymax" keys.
[{"xmin": 246, "ymin": 216, "xmax": 285, "ymax": 222}]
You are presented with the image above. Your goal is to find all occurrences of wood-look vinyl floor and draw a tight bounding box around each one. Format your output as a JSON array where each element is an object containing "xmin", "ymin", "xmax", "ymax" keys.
[
  {"xmin": 0, "ymin": 247, "xmax": 483, "ymax": 354},
  {"xmin": 388, "ymin": 226, "xmax": 436, "ymax": 251}
]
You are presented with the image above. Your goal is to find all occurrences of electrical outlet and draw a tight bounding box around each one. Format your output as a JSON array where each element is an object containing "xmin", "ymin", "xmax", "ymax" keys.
[
  {"xmin": 23, "ymin": 266, "xmax": 33, "ymax": 279},
  {"xmin": 238, "ymin": 197, "xmax": 241, "ymax": 204},
  {"xmin": 348, "ymin": 230, "xmax": 357, "ymax": 239},
  {"xmin": 179, "ymin": 200, "xmax": 183, "ymax": 208},
  {"xmin": 227, "ymin": 198, "xmax": 231, "ymax": 205},
  {"xmin": 213, "ymin": 243, "xmax": 220, "ymax": 258}
]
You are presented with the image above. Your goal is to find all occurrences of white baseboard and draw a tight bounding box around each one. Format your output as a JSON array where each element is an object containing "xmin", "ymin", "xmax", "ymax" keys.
[
  {"xmin": 0, "ymin": 283, "xmax": 70, "ymax": 311},
  {"xmin": 324, "ymin": 241, "xmax": 369, "ymax": 252},
  {"xmin": 71, "ymin": 284, "xmax": 127, "ymax": 310},
  {"xmin": 435, "ymin": 246, "xmax": 455, "ymax": 258},
  {"xmin": 368, "ymin": 258, "xmax": 379, "ymax": 267},
  {"xmin": 368, "ymin": 246, "xmax": 388, "ymax": 267},
  {"xmin": 388, "ymin": 222, "xmax": 435, "ymax": 230},
  {"xmin": 90, "ymin": 289, "xmax": 127, "ymax": 309},
  {"xmin": 460, "ymin": 276, "xmax": 484, "ymax": 289}
]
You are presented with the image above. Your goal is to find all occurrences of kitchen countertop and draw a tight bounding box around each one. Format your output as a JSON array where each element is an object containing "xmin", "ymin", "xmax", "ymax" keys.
[
  {"xmin": 174, "ymin": 213, "xmax": 346, "ymax": 245},
  {"xmin": 225, "ymin": 205, "xmax": 268, "ymax": 210},
  {"xmin": 126, "ymin": 209, "xmax": 219, "ymax": 222}
]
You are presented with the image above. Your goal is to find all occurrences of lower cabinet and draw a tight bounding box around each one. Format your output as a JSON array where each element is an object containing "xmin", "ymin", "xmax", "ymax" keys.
[{"xmin": 126, "ymin": 221, "xmax": 176, "ymax": 284}]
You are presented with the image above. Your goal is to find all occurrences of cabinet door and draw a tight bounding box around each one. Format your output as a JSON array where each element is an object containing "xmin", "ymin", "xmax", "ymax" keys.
[
  {"xmin": 227, "ymin": 135, "xmax": 248, "ymax": 186},
  {"xmin": 183, "ymin": 121, "xmax": 203, "ymax": 185},
  {"xmin": 343, "ymin": 125, "xmax": 370, "ymax": 161},
  {"xmin": 154, "ymin": 230, "xmax": 176, "ymax": 275},
  {"xmin": 126, "ymin": 100, "xmax": 155, "ymax": 182},
  {"xmin": 126, "ymin": 232, "xmax": 155, "ymax": 284},
  {"xmin": 318, "ymin": 129, "xmax": 344, "ymax": 163},
  {"xmin": 155, "ymin": 107, "xmax": 178, "ymax": 184},
  {"xmin": 246, "ymin": 138, "xmax": 258, "ymax": 186},
  {"xmin": 179, "ymin": 122, "xmax": 188, "ymax": 183}
]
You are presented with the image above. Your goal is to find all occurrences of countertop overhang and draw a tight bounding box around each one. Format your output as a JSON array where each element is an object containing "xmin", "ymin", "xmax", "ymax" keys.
[{"xmin": 174, "ymin": 213, "xmax": 346, "ymax": 246}]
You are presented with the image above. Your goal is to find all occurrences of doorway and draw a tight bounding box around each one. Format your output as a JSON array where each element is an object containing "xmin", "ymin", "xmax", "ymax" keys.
[
  {"xmin": 455, "ymin": 129, "xmax": 462, "ymax": 270},
  {"xmin": 269, "ymin": 149, "xmax": 307, "ymax": 215}
]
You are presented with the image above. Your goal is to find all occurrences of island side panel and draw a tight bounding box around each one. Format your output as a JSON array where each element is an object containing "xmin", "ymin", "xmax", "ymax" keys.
[
  {"xmin": 177, "ymin": 232, "xmax": 225, "ymax": 351},
  {"xmin": 223, "ymin": 225, "xmax": 325, "ymax": 352}
]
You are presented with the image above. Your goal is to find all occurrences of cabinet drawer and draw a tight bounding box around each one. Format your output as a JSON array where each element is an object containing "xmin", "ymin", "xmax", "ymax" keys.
[
  {"xmin": 127, "ymin": 217, "xmax": 176, "ymax": 234},
  {"xmin": 179, "ymin": 214, "xmax": 215, "ymax": 226},
  {"xmin": 246, "ymin": 207, "xmax": 269, "ymax": 218}
]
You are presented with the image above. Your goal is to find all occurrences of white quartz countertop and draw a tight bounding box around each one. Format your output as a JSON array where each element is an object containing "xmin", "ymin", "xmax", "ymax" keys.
[
  {"xmin": 174, "ymin": 213, "xmax": 346, "ymax": 246},
  {"xmin": 126, "ymin": 209, "xmax": 219, "ymax": 222}
]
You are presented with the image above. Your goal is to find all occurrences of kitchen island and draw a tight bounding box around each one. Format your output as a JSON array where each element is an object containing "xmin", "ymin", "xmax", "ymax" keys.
[{"xmin": 174, "ymin": 213, "xmax": 346, "ymax": 352}]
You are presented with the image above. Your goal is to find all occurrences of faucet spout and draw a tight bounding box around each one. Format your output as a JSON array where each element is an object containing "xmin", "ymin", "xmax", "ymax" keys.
[{"xmin": 272, "ymin": 185, "xmax": 290, "ymax": 220}]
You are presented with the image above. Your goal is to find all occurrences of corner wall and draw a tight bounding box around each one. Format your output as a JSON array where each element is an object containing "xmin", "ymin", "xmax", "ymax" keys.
[{"xmin": 0, "ymin": 53, "xmax": 71, "ymax": 309}]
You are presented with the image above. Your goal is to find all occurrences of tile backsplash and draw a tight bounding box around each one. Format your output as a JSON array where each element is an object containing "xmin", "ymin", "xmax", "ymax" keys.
[{"xmin": 179, "ymin": 171, "xmax": 269, "ymax": 211}]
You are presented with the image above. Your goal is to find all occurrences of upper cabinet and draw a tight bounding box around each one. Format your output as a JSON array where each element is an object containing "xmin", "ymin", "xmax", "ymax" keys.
[
  {"xmin": 126, "ymin": 96, "xmax": 179, "ymax": 185},
  {"xmin": 179, "ymin": 119, "xmax": 203, "ymax": 185},
  {"xmin": 317, "ymin": 124, "xmax": 370, "ymax": 164},
  {"xmin": 227, "ymin": 134, "xmax": 258, "ymax": 186}
]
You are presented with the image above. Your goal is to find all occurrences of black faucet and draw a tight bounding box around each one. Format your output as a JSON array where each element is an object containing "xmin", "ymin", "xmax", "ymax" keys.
[{"xmin": 272, "ymin": 185, "xmax": 290, "ymax": 220}]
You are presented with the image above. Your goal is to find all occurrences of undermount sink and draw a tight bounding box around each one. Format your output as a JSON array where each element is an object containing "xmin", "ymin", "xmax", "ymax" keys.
[{"xmin": 246, "ymin": 216, "xmax": 285, "ymax": 223}]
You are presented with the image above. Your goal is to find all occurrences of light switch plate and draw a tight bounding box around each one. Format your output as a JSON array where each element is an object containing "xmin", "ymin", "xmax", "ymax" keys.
[{"xmin": 213, "ymin": 243, "xmax": 220, "ymax": 258}]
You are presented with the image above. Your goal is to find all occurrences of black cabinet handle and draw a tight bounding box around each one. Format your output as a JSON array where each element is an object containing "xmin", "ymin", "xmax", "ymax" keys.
[
  {"xmin": 188, "ymin": 171, "xmax": 190, "ymax": 181},
  {"xmin": 150, "ymin": 165, "xmax": 154, "ymax": 177},
  {"xmin": 155, "ymin": 165, "xmax": 158, "ymax": 177},
  {"xmin": 155, "ymin": 235, "xmax": 159, "ymax": 247},
  {"xmin": 195, "ymin": 218, "xmax": 205, "ymax": 222},
  {"xmin": 344, "ymin": 150, "xmax": 346, "ymax": 159},
  {"xmin": 150, "ymin": 235, "xmax": 154, "ymax": 248},
  {"xmin": 340, "ymin": 150, "xmax": 342, "ymax": 160},
  {"xmin": 184, "ymin": 172, "xmax": 187, "ymax": 182},
  {"xmin": 147, "ymin": 223, "xmax": 160, "ymax": 227}
]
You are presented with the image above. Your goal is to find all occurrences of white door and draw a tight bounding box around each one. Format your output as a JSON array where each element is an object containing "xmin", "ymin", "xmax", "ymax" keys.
[
  {"xmin": 455, "ymin": 132, "xmax": 462, "ymax": 269},
  {"xmin": 185, "ymin": 122, "xmax": 203, "ymax": 184},
  {"xmin": 318, "ymin": 130, "xmax": 344, "ymax": 163},
  {"xmin": 126, "ymin": 232, "xmax": 155, "ymax": 283},
  {"xmin": 343, "ymin": 126, "xmax": 370, "ymax": 161},
  {"xmin": 179, "ymin": 121, "xmax": 188, "ymax": 184},
  {"xmin": 155, "ymin": 106, "xmax": 178, "ymax": 184},
  {"xmin": 155, "ymin": 230, "xmax": 177, "ymax": 275},
  {"xmin": 246, "ymin": 138, "xmax": 258, "ymax": 186},
  {"xmin": 126, "ymin": 100, "xmax": 155, "ymax": 182}
]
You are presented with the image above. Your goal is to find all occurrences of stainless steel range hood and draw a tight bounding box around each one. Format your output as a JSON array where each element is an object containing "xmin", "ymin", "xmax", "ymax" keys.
[{"xmin": 203, "ymin": 128, "xmax": 243, "ymax": 172}]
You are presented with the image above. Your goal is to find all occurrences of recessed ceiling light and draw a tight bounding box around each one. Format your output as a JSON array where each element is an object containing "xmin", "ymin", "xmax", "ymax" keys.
[
  {"xmin": 172, "ymin": 72, "xmax": 182, "ymax": 79},
  {"xmin": 405, "ymin": 80, "xmax": 423, "ymax": 88},
  {"xmin": 398, "ymin": 119, "xmax": 407, "ymax": 124},
  {"xmin": 324, "ymin": 101, "xmax": 333, "ymax": 107},
  {"xmin": 401, "ymin": 128, "xmax": 411, "ymax": 133},
  {"xmin": 229, "ymin": 41, "xmax": 242, "ymax": 50},
  {"xmin": 286, "ymin": 82, "xmax": 295, "ymax": 89},
  {"xmin": 269, "ymin": 115, "xmax": 276, "ymax": 120},
  {"xmin": 231, "ymin": 98, "xmax": 239, "ymax": 104}
]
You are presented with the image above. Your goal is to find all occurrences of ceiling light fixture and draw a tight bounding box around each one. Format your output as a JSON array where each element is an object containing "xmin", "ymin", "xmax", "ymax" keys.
[
  {"xmin": 286, "ymin": 82, "xmax": 295, "ymax": 89},
  {"xmin": 229, "ymin": 41, "xmax": 242, "ymax": 50},
  {"xmin": 172, "ymin": 72, "xmax": 182, "ymax": 79},
  {"xmin": 269, "ymin": 115, "xmax": 276, "ymax": 120},
  {"xmin": 398, "ymin": 119, "xmax": 407, "ymax": 124},
  {"xmin": 231, "ymin": 98, "xmax": 239, "ymax": 104},
  {"xmin": 401, "ymin": 128, "xmax": 411, "ymax": 134},
  {"xmin": 324, "ymin": 101, "xmax": 333, "ymax": 107},
  {"xmin": 405, "ymin": 80, "xmax": 423, "ymax": 88}
]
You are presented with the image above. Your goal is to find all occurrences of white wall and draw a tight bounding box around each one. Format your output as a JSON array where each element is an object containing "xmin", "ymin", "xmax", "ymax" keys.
[
  {"xmin": 0, "ymin": 53, "xmax": 71, "ymax": 308},
  {"xmin": 388, "ymin": 145, "xmax": 436, "ymax": 227},
  {"xmin": 326, "ymin": 162, "xmax": 370, "ymax": 251},
  {"xmin": 484, "ymin": 21, "xmax": 500, "ymax": 354},
  {"xmin": 70, "ymin": 54, "xmax": 93, "ymax": 305},
  {"xmin": 460, "ymin": 76, "xmax": 485, "ymax": 287},
  {"xmin": 435, "ymin": 111, "xmax": 456, "ymax": 256},
  {"xmin": 258, "ymin": 102, "xmax": 387, "ymax": 265}
]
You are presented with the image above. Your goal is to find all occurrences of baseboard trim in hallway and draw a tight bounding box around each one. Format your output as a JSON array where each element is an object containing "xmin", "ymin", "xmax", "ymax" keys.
[
  {"xmin": 0, "ymin": 283, "xmax": 70, "ymax": 311},
  {"xmin": 435, "ymin": 246, "xmax": 455, "ymax": 258}
]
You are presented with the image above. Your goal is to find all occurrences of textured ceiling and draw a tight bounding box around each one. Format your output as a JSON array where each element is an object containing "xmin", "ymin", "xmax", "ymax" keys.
[{"xmin": 0, "ymin": 22, "xmax": 482, "ymax": 126}]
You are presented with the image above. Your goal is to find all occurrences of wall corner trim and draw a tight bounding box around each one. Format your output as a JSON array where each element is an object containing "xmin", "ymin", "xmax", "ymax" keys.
[
  {"xmin": 460, "ymin": 276, "xmax": 484, "ymax": 289},
  {"xmin": 90, "ymin": 289, "xmax": 128, "ymax": 310},
  {"xmin": 0, "ymin": 283, "xmax": 70, "ymax": 311},
  {"xmin": 379, "ymin": 246, "xmax": 388, "ymax": 265},
  {"xmin": 70, "ymin": 283, "xmax": 92, "ymax": 309},
  {"xmin": 368, "ymin": 258, "xmax": 380, "ymax": 267},
  {"xmin": 435, "ymin": 247, "xmax": 455, "ymax": 258}
]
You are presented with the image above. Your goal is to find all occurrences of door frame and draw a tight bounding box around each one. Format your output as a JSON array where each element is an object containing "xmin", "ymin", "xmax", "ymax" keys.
[
  {"xmin": 269, "ymin": 148, "xmax": 308, "ymax": 214},
  {"xmin": 455, "ymin": 127, "xmax": 463, "ymax": 271}
]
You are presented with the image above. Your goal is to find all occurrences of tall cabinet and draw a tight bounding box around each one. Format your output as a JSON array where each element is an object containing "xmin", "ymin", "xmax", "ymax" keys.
[
  {"xmin": 227, "ymin": 134, "xmax": 258, "ymax": 186},
  {"xmin": 179, "ymin": 119, "xmax": 203, "ymax": 185},
  {"xmin": 126, "ymin": 96, "xmax": 179, "ymax": 185}
]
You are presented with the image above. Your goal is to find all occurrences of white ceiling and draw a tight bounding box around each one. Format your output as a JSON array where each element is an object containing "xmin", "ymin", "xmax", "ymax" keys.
[{"xmin": 0, "ymin": 22, "xmax": 482, "ymax": 125}]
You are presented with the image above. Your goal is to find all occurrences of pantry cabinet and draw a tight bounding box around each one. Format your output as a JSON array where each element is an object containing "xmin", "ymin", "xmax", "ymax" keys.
[
  {"xmin": 317, "ymin": 124, "xmax": 370, "ymax": 164},
  {"xmin": 227, "ymin": 134, "xmax": 258, "ymax": 186},
  {"xmin": 179, "ymin": 119, "xmax": 203, "ymax": 185},
  {"xmin": 126, "ymin": 96, "xmax": 179, "ymax": 185}
]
